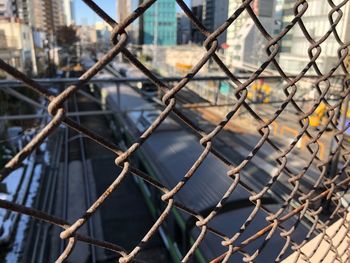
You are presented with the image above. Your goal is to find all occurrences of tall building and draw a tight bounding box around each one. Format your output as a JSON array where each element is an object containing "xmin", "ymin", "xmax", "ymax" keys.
[
  {"xmin": 204, "ymin": 0, "xmax": 228, "ymax": 45},
  {"xmin": 4, "ymin": 0, "xmax": 45, "ymax": 31},
  {"xmin": 202, "ymin": 0, "xmax": 214, "ymax": 31},
  {"xmin": 0, "ymin": 17, "xmax": 36, "ymax": 74},
  {"xmin": 177, "ymin": 12, "xmax": 190, "ymax": 44},
  {"xmin": 63, "ymin": 0, "xmax": 74, "ymax": 26},
  {"xmin": 191, "ymin": 0, "xmax": 204, "ymax": 44},
  {"xmin": 28, "ymin": 0, "xmax": 46, "ymax": 31},
  {"xmin": 117, "ymin": 0, "xmax": 131, "ymax": 22},
  {"xmin": 0, "ymin": 0, "xmax": 66, "ymax": 76},
  {"xmin": 2, "ymin": 0, "xmax": 65, "ymax": 34},
  {"xmin": 213, "ymin": 0, "xmax": 229, "ymax": 45},
  {"xmin": 279, "ymin": 1, "xmax": 350, "ymax": 74},
  {"xmin": 43, "ymin": 0, "xmax": 65, "ymax": 35},
  {"xmin": 225, "ymin": 0, "xmax": 276, "ymax": 68},
  {"xmin": 191, "ymin": 0, "xmax": 228, "ymax": 45},
  {"xmin": 143, "ymin": 0, "xmax": 176, "ymax": 46},
  {"xmin": 117, "ymin": 0, "xmax": 141, "ymax": 44}
]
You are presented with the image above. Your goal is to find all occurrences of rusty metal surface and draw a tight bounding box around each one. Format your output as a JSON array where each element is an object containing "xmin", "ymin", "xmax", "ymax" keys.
[{"xmin": 1, "ymin": 0, "xmax": 350, "ymax": 262}]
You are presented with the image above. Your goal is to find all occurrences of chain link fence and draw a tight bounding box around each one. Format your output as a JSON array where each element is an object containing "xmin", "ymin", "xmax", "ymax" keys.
[{"xmin": 1, "ymin": 0, "xmax": 350, "ymax": 262}]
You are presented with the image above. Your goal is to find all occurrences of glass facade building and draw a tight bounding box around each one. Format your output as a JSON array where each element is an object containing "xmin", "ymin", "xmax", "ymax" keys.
[{"xmin": 143, "ymin": 0, "xmax": 176, "ymax": 46}]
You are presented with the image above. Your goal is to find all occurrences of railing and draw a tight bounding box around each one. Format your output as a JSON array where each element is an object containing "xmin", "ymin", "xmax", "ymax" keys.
[{"xmin": 0, "ymin": 0, "xmax": 350, "ymax": 262}]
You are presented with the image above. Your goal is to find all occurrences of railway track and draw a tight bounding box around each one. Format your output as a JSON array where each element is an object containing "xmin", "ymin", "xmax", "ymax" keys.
[
  {"xmin": 28, "ymin": 129, "xmax": 63, "ymax": 263},
  {"xmin": 0, "ymin": 104, "xmax": 61, "ymax": 263},
  {"xmin": 63, "ymin": 91, "xmax": 97, "ymax": 262},
  {"xmin": 23, "ymin": 78, "xmax": 100, "ymax": 262},
  {"xmin": 0, "ymin": 151, "xmax": 44, "ymax": 262}
]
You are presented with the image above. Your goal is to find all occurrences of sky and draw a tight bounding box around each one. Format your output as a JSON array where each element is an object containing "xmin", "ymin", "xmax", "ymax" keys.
[
  {"xmin": 74, "ymin": 0, "xmax": 116, "ymax": 25},
  {"xmin": 74, "ymin": 0, "xmax": 191, "ymax": 25}
]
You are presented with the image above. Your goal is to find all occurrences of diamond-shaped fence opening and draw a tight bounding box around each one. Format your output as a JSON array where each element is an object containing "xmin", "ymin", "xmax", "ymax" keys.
[{"xmin": 0, "ymin": 0, "xmax": 350, "ymax": 262}]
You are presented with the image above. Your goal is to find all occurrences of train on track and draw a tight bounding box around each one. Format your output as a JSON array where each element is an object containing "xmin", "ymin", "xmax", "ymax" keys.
[{"xmin": 99, "ymin": 67, "xmax": 317, "ymax": 262}]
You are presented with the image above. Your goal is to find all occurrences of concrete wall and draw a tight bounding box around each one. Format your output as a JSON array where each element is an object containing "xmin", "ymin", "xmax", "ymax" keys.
[{"xmin": 163, "ymin": 46, "xmax": 206, "ymax": 68}]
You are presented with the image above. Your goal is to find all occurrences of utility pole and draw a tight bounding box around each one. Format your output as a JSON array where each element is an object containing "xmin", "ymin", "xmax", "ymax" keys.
[{"xmin": 29, "ymin": 27, "xmax": 38, "ymax": 75}]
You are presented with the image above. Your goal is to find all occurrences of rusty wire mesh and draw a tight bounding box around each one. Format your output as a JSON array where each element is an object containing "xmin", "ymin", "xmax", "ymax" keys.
[{"xmin": 1, "ymin": 0, "xmax": 350, "ymax": 262}]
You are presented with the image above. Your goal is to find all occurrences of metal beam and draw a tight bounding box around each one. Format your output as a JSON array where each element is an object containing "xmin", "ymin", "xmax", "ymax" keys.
[
  {"xmin": 0, "ymin": 76, "xmax": 230, "ymax": 87},
  {"xmin": 2, "ymin": 87, "xmax": 45, "ymax": 109},
  {"xmin": 0, "ymin": 74, "xmax": 343, "ymax": 87},
  {"xmin": 77, "ymin": 89, "xmax": 103, "ymax": 105},
  {"xmin": 0, "ymin": 110, "xmax": 114, "ymax": 121}
]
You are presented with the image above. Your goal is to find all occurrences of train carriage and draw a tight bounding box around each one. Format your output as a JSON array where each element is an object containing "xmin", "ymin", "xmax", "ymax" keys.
[{"xmin": 103, "ymin": 74, "xmax": 315, "ymax": 262}]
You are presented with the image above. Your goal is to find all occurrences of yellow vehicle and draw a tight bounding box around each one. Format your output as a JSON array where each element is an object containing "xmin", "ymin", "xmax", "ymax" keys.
[
  {"xmin": 309, "ymin": 102, "xmax": 327, "ymax": 127},
  {"xmin": 248, "ymin": 80, "xmax": 271, "ymax": 103}
]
